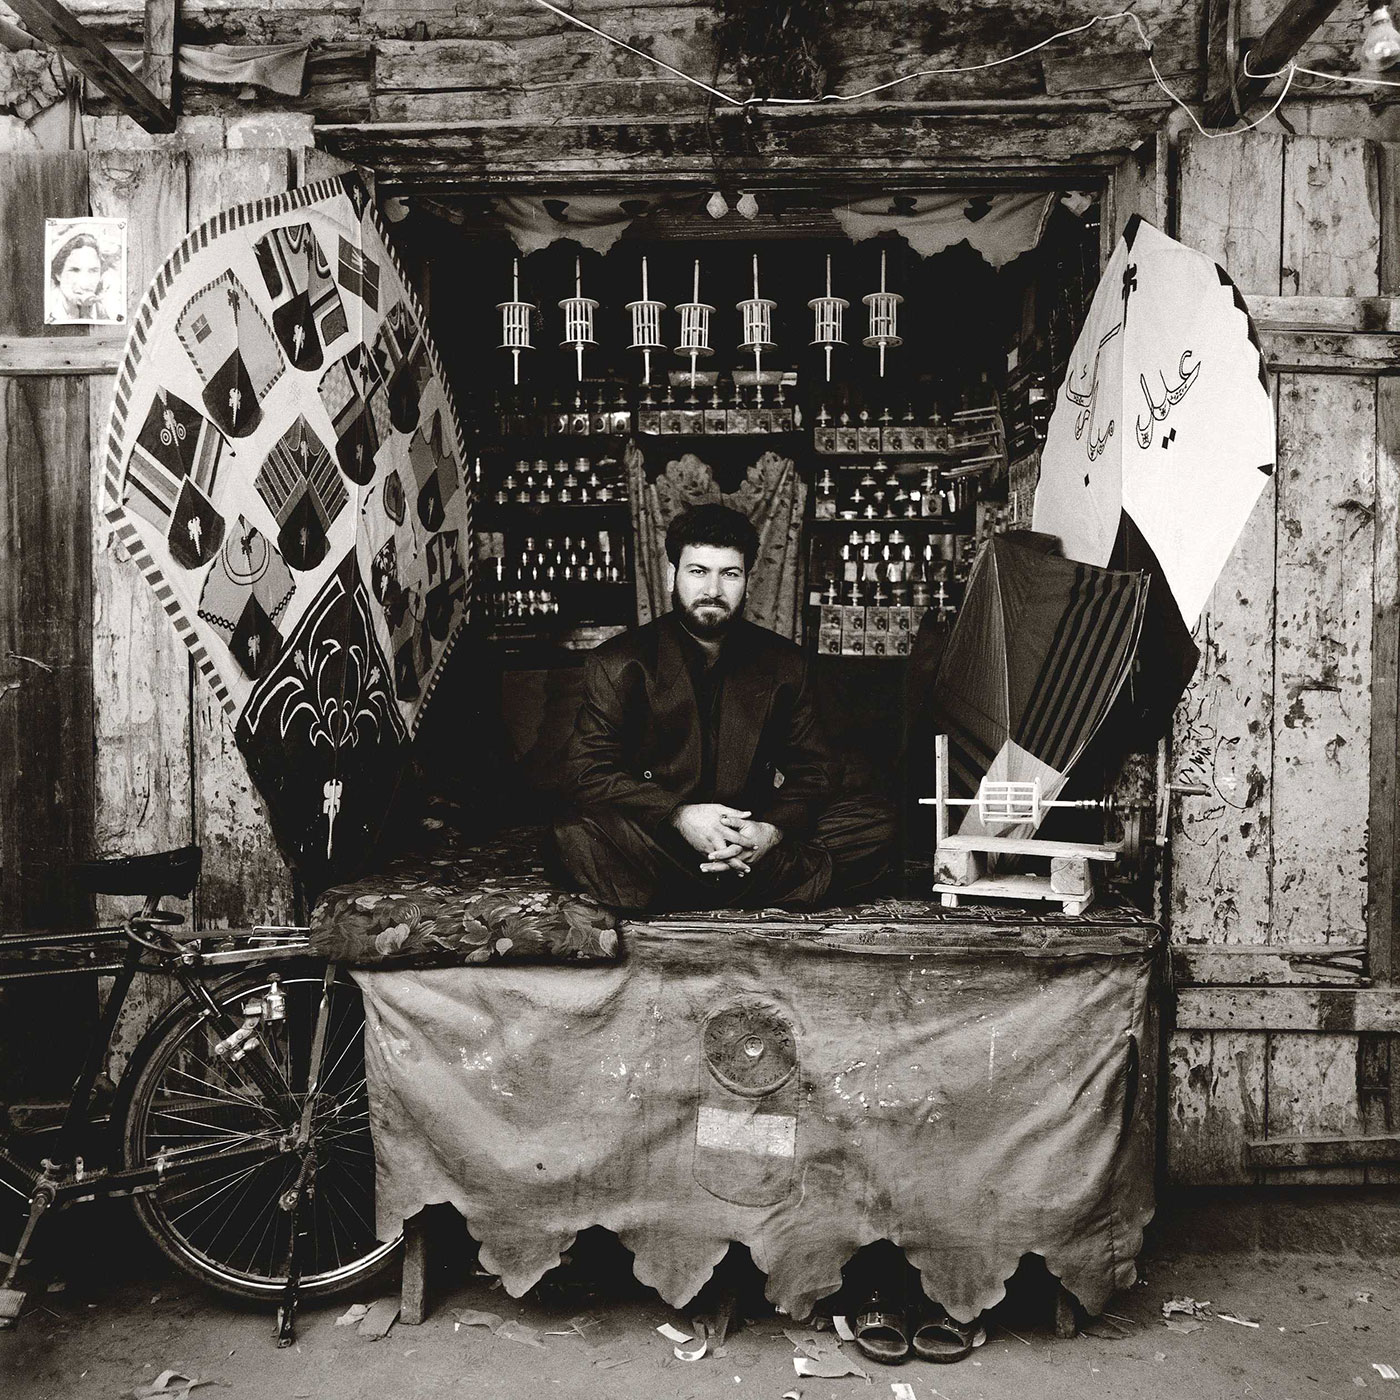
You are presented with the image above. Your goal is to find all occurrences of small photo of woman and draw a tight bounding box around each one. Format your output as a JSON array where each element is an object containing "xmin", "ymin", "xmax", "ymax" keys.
[{"xmin": 44, "ymin": 217, "xmax": 127, "ymax": 325}]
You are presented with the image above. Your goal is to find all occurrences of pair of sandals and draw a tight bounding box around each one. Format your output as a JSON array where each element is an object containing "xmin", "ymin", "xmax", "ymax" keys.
[{"xmin": 853, "ymin": 1296, "xmax": 982, "ymax": 1365}]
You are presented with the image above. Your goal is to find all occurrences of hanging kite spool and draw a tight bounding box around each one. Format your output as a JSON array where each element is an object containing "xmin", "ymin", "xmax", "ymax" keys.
[
  {"xmin": 809, "ymin": 254, "xmax": 847, "ymax": 384},
  {"xmin": 738, "ymin": 253, "xmax": 777, "ymax": 399},
  {"xmin": 862, "ymin": 249, "xmax": 902, "ymax": 378},
  {"xmin": 675, "ymin": 258, "xmax": 714, "ymax": 388},
  {"xmin": 497, "ymin": 258, "xmax": 534, "ymax": 386},
  {"xmin": 626, "ymin": 255, "xmax": 665, "ymax": 386},
  {"xmin": 921, "ymin": 734, "xmax": 1120, "ymax": 917},
  {"xmin": 559, "ymin": 255, "xmax": 597, "ymax": 383}
]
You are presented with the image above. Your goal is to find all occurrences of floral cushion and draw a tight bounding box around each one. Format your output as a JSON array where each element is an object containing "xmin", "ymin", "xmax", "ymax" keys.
[{"xmin": 310, "ymin": 824, "xmax": 621, "ymax": 967}]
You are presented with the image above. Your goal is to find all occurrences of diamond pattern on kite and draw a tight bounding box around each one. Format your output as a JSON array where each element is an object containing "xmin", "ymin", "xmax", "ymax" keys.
[
  {"xmin": 318, "ymin": 344, "xmax": 382, "ymax": 485},
  {"xmin": 373, "ymin": 301, "xmax": 426, "ymax": 434},
  {"xmin": 424, "ymin": 528, "xmax": 466, "ymax": 642},
  {"xmin": 197, "ymin": 516, "xmax": 295, "ymax": 679},
  {"xmin": 122, "ymin": 388, "xmax": 227, "ymax": 569},
  {"xmin": 336, "ymin": 234, "xmax": 381, "ymax": 311},
  {"xmin": 409, "ymin": 409, "xmax": 460, "ymax": 532},
  {"xmin": 176, "ymin": 271, "xmax": 284, "ymax": 438},
  {"xmin": 255, "ymin": 414, "xmax": 348, "ymax": 572},
  {"xmin": 253, "ymin": 221, "xmax": 350, "ymax": 372}
]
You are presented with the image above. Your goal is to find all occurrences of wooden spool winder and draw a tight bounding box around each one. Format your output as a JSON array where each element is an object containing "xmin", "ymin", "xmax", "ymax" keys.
[
  {"xmin": 497, "ymin": 257, "xmax": 534, "ymax": 386},
  {"xmin": 921, "ymin": 734, "xmax": 1121, "ymax": 916},
  {"xmin": 626, "ymin": 254, "xmax": 665, "ymax": 385},
  {"xmin": 675, "ymin": 257, "xmax": 714, "ymax": 388}
]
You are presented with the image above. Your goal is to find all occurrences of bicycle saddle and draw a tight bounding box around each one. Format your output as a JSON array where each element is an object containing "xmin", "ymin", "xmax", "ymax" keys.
[{"xmin": 69, "ymin": 845, "xmax": 202, "ymax": 898}]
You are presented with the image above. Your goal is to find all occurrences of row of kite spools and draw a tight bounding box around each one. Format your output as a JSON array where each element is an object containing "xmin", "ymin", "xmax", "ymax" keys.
[{"xmin": 499, "ymin": 253, "xmax": 904, "ymax": 386}]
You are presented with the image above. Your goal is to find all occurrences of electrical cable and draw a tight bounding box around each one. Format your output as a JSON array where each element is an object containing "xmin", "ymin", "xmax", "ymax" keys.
[{"xmin": 524, "ymin": 0, "xmax": 1353, "ymax": 136}]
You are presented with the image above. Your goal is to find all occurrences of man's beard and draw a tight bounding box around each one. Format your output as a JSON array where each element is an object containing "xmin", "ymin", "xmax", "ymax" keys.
[{"xmin": 673, "ymin": 585, "xmax": 743, "ymax": 638}]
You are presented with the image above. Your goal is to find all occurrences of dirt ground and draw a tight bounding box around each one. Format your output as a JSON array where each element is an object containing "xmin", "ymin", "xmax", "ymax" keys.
[{"xmin": 2, "ymin": 1189, "xmax": 1398, "ymax": 1400}]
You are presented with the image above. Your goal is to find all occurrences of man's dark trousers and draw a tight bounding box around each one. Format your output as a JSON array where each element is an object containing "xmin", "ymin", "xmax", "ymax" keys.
[{"xmin": 554, "ymin": 794, "xmax": 896, "ymax": 913}]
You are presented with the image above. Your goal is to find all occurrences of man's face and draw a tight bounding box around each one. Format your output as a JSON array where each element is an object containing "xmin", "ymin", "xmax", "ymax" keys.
[
  {"xmin": 58, "ymin": 245, "xmax": 101, "ymax": 307},
  {"xmin": 672, "ymin": 543, "xmax": 747, "ymax": 638}
]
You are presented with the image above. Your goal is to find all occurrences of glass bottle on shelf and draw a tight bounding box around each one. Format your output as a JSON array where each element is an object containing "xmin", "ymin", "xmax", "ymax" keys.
[
  {"xmin": 704, "ymin": 387, "xmax": 727, "ymax": 436},
  {"xmin": 726, "ymin": 384, "xmax": 747, "ymax": 436},
  {"xmin": 661, "ymin": 386, "xmax": 681, "ymax": 436},
  {"xmin": 680, "ymin": 387, "xmax": 704, "ymax": 435},
  {"xmin": 776, "ymin": 385, "xmax": 795, "ymax": 434},
  {"xmin": 609, "ymin": 384, "xmax": 632, "ymax": 435},
  {"xmin": 589, "ymin": 387, "xmax": 610, "ymax": 436}
]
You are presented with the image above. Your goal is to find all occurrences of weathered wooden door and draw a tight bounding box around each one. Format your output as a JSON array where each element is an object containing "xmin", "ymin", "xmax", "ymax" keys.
[
  {"xmin": 1168, "ymin": 131, "xmax": 1400, "ymax": 1184},
  {"xmin": 0, "ymin": 152, "xmax": 98, "ymax": 1099},
  {"xmin": 0, "ymin": 143, "xmax": 334, "ymax": 1085}
]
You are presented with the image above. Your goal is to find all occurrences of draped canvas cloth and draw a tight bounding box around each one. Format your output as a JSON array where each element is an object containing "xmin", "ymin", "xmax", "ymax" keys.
[
  {"xmin": 355, "ymin": 907, "xmax": 1159, "ymax": 1322},
  {"xmin": 627, "ymin": 444, "xmax": 806, "ymax": 640}
]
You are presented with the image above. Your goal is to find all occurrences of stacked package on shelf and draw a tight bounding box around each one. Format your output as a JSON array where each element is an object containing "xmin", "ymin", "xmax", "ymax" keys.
[{"xmin": 815, "ymin": 598, "xmax": 917, "ymax": 658}]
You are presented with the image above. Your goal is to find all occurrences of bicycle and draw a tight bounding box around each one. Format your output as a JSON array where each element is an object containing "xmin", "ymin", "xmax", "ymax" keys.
[{"xmin": 0, "ymin": 844, "xmax": 400, "ymax": 1345}]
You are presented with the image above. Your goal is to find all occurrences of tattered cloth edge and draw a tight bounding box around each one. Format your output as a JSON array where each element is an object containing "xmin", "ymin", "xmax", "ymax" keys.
[
  {"xmin": 354, "ymin": 917, "xmax": 1160, "ymax": 1320},
  {"xmin": 370, "ymin": 1192, "xmax": 1155, "ymax": 1322}
]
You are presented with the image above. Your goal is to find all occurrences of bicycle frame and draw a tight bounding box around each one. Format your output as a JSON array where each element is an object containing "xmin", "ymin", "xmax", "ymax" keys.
[
  {"xmin": 0, "ymin": 911, "xmax": 314, "ymax": 1163},
  {"xmin": 0, "ymin": 907, "xmax": 333, "ymax": 1344}
]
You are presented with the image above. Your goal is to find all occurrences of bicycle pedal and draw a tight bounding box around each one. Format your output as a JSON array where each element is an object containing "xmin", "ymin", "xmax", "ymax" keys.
[{"xmin": 0, "ymin": 1286, "xmax": 27, "ymax": 1325}]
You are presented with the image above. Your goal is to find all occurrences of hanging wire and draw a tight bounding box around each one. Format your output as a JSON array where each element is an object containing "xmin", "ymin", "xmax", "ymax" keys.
[{"xmin": 524, "ymin": 0, "xmax": 1333, "ymax": 136}]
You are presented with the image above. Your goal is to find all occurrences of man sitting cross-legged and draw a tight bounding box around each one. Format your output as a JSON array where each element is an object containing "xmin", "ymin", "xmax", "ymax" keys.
[{"xmin": 553, "ymin": 503, "xmax": 896, "ymax": 914}]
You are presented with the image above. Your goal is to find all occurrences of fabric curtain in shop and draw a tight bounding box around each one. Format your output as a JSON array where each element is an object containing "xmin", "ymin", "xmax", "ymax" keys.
[
  {"xmin": 354, "ymin": 912, "xmax": 1159, "ymax": 1322},
  {"xmin": 627, "ymin": 444, "xmax": 806, "ymax": 640}
]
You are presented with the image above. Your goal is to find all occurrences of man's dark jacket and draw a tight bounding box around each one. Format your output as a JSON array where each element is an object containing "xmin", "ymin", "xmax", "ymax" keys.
[{"xmin": 562, "ymin": 612, "xmax": 836, "ymax": 835}]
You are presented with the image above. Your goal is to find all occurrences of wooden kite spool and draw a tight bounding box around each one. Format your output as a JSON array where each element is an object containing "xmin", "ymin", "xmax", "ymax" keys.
[{"xmin": 498, "ymin": 258, "xmax": 534, "ymax": 385}]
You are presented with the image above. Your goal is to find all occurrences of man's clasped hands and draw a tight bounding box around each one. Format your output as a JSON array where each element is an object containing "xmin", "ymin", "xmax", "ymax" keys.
[{"xmin": 671, "ymin": 804, "xmax": 783, "ymax": 875}]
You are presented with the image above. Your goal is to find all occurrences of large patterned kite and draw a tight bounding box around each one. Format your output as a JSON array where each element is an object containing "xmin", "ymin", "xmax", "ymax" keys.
[{"xmin": 102, "ymin": 174, "xmax": 471, "ymax": 890}]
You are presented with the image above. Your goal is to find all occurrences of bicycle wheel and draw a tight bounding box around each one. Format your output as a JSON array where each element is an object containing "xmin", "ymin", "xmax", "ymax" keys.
[{"xmin": 122, "ymin": 964, "xmax": 399, "ymax": 1301}]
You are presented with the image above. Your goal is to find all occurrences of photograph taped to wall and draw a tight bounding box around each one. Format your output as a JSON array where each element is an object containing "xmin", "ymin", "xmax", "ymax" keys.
[{"xmin": 45, "ymin": 216, "xmax": 127, "ymax": 325}]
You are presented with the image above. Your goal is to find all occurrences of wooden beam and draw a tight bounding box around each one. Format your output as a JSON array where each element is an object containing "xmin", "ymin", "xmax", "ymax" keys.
[
  {"xmin": 1173, "ymin": 944, "xmax": 1369, "ymax": 987},
  {"xmin": 6, "ymin": 0, "xmax": 174, "ymax": 134},
  {"xmin": 1246, "ymin": 1132, "xmax": 1400, "ymax": 1168},
  {"xmin": 1175, "ymin": 986, "xmax": 1400, "ymax": 1032},
  {"xmin": 1203, "ymin": 0, "xmax": 1349, "ymax": 128},
  {"xmin": 1259, "ymin": 327, "xmax": 1400, "ymax": 373},
  {"xmin": 1202, "ymin": 0, "xmax": 1240, "ymax": 124},
  {"xmin": 317, "ymin": 105, "xmax": 1157, "ymax": 190},
  {"xmin": 1250, "ymin": 294, "xmax": 1400, "ymax": 332},
  {"xmin": 141, "ymin": 0, "xmax": 175, "ymax": 113},
  {"xmin": 0, "ymin": 335, "xmax": 125, "ymax": 375}
]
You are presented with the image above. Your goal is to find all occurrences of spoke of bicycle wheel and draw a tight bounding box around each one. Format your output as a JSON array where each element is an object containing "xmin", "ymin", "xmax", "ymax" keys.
[
  {"xmin": 157, "ymin": 1151, "xmax": 281, "ymax": 1218},
  {"xmin": 239, "ymin": 1181, "xmax": 288, "ymax": 1279},
  {"xmin": 178, "ymin": 1039, "xmax": 289, "ymax": 1120},
  {"xmin": 164, "ymin": 1062, "xmax": 278, "ymax": 1118},
  {"xmin": 148, "ymin": 1110, "xmax": 275, "ymax": 1142},
  {"xmin": 318, "ymin": 1076, "xmax": 369, "ymax": 1117},
  {"xmin": 316, "ymin": 1025, "xmax": 362, "ymax": 1095},
  {"xmin": 319, "ymin": 1170, "xmax": 376, "ymax": 1252},
  {"xmin": 190, "ymin": 1159, "xmax": 289, "ymax": 1266}
]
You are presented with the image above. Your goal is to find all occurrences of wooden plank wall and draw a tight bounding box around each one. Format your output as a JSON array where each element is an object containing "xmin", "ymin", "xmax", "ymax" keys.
[
  {"xmin": 1168, "ymin": 130, "xmax": 1397, "ymax": 1185},
  {"xmin": 0, "ymin": 138, "xmax": 308, "ymax": 1080},
  {"xmin": 0, "ymin": 153, "xmax": 98, "ymax": 1099}
]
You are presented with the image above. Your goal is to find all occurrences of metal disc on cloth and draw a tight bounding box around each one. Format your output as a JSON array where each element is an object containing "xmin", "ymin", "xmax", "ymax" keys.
[{"xmin": 701, "ymin": 998, "xmax": 797, "ymax": 1097}]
